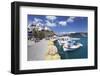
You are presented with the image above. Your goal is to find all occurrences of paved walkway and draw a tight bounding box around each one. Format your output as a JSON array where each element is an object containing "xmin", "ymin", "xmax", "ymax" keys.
[{"xmin": 27, "ymin": 39, "xmax": 48, "ymax": 61}]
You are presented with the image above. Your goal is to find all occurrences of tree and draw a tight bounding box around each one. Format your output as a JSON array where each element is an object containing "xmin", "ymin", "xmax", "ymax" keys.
[
  {"xmin": 39, "ymin": 31, "xmax": 45, "ymax": 40},
  {"xmin": 32, "ymin": 28, "xmax": 45, "ymax": 40}
]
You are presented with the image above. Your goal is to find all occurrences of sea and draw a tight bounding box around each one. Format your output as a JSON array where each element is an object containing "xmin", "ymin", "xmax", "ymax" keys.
[{"xmin": 54, "ymin": 37, "xmax": 88, "ymax": 59}]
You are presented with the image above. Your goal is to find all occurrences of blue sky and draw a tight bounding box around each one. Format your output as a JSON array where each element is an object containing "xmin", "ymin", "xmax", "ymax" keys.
[{"xmin": 28, "ymin": 15, "xmax": 88, "ymax": 34}]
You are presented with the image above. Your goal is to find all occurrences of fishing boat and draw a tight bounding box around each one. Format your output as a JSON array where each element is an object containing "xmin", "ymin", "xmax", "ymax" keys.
[
  {"xmin": 63, "ymin": 43, "xmax": 83, "ymax": 51},
  {"xmin": 57, "ymin": 36, "xmax": 83, "ymax": 51}
]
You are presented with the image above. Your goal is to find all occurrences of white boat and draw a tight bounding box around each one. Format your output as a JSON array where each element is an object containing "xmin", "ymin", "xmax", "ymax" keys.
[
  {"xmin": 57, "ymin": 36, "xmax": 83, "ymax": 51},
  {"xmin": 63, "ymin": 43, "xmax": 83, "ymax": 51}
]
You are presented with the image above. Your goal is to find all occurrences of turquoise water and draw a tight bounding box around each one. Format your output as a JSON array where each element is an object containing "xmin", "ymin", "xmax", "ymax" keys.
[{"xmin": 54, "ymin": 37, "xmax": 88, "ymax": 59}]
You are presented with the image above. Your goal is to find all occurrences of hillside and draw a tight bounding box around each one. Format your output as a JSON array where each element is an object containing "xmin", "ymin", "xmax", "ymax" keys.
[
  {"xmin": 62, "ymin": 32, "xmax": 87, "ymax": 38},
  {"xmin": 28, "ymin": 24, "xmax": 55, "ymax": 40}
]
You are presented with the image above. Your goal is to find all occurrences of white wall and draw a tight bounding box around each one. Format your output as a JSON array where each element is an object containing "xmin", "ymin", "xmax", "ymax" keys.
[{"xmin": 0, "ymin": 0, "xmax": 99, "ymax": 76}]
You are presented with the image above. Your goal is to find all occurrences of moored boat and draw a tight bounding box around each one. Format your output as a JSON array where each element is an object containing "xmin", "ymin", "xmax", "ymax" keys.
[
  {"xmin": 57, "ymin": 36, "xmax": 83, "ymax": 51},
  {"xmin": 63, "ymin": 43, "xmax": 83, "ymax": 51}
]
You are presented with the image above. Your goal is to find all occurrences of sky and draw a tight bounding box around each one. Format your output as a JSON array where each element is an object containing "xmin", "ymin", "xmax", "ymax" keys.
[{"xmin": 28, "ymin": 15, "xmax": 88, "ymax": 34}]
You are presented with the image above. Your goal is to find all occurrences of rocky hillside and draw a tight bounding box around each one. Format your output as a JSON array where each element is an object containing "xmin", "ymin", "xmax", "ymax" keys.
[{"xmin": 28, "ymin": 24, "xmax": 55, "ymax": 40}]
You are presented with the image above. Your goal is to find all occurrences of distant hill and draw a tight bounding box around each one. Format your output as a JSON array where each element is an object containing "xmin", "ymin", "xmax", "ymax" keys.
[{"xmin": 62, "ymin": 32, "xmax": 87, "ymax": 38}]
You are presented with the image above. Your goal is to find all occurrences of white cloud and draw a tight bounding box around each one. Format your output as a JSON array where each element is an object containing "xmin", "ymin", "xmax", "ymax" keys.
[
  {"xmin": 34, "ymin": 18, "xmax": 42, "ymax": 22},
  {"xmin": 46, "ymin": 20, "xmax": 56, "ymax": 27},
  {"xmin": 67, "ymin": 16, "xmax": 75, "ymax": 23},
  {"xmin": 32, "ymin": 18, "xmax": 44, "ymax": 26},
  {"xmin": 59, "ymin": 16, "xmax": 75, "ymax": 26},
  {"xmin": 61, "ymin": 32, "xmax": 67, "ymax": 34},
  {"xmin": 31, "ymin": 16, "xmax": 76, "ymax": 27},
  {"xmin": 32, "ymin": 21, "xmax": 36, "ymax": 25},
  {"xmin": 59, "ymin": 21, "xmax": 67, "ymax": 26},
  {"xmin": 32, "ymin": 18, "xmax": 42, "ymax": 24},
  {"xmin": 46, "ymin": 16, "xmax": 57, "ymax": 21}
]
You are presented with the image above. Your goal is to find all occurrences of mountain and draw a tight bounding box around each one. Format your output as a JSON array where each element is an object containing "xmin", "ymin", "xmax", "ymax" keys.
[{"xmin": 61, "ymin": 32, "xmax": 87, "ymax": 38}]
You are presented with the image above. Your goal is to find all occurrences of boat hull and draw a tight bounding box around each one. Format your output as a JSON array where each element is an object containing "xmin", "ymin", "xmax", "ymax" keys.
[{"xmin": 63, "ymin": 43, "xmax": 83, "ymax": 51}]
